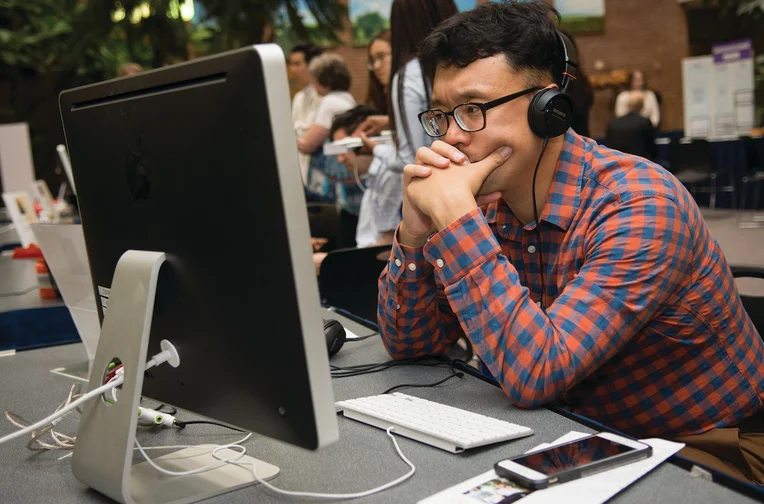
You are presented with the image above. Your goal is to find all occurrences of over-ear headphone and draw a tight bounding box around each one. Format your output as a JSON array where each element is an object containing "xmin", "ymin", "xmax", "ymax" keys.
[{"xmin": 527, "ymin": 32, "xmax": 579, "ymax": 139}]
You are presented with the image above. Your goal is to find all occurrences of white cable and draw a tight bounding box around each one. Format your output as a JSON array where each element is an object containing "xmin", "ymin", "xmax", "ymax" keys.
[
  {"xmin": 135, "ymin": 437, "xmax": 250, "ymax": 477},
  {"xmin": 58, "ymin": 433, "xmax": 252, "ymax": 461},
  {"xmin": 0, "ymin": 342, "xmax": 180, "ymax": 447},
  {"xmin": 135, "ymin": 426, "xmax": 414, "ymax": 499},
  {"xmin": 221, "ymin": 426, "xmax": 415, "ymax": 500},
  {"xmin": 0, "ymin": 376, "xmax": 123, "ymax": 446}
]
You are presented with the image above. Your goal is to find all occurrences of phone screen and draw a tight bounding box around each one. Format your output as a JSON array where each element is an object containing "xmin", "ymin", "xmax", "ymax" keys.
[{"xmin": 510, "ymin": 436, "xmax": 635, "ymax": 477}]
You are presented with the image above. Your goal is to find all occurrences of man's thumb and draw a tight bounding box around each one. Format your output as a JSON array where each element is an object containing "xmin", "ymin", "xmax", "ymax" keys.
[{"xmin": 475, "ymin": 146, "xmax": 512, "ymax": 177}]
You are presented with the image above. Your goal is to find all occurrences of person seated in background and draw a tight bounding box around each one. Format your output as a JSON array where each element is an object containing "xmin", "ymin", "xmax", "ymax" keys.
[
  {"xmin": 615, "ymin": 70, "xmax": 660, "ymax": 129},
  {"xmin": 378, "ymin": 0, "xmax": 764, "ymax": 484},
  {"xmin": 605, "ymin": 92, "xmax": 657, "ymax": 161},
  {"xmin": 297, "ymin": 53, "xmax": 356, "ymax": 158},
  {"xmin": 288, "ymin": 43, "xmax": 323, "ymax": 181},
  {"xmin": 356, "ymin": 30, "xmax": 393, "ymax": 136},
  {"xmin": 313, "ymin": 105, "xmax": 402, "ymax": 275}
]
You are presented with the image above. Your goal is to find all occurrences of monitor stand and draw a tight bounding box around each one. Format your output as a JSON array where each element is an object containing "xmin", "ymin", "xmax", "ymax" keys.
[{"xmin": 71, "ymin": 250, "xmax": 279, "ymax": 504}]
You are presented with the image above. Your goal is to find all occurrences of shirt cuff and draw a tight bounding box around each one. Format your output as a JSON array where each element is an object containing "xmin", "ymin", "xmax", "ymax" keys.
[
  {"xmin": 388, "ymin": 223, "xmax": 432, "ymax": 283},
  {"xmin": 423, "ymin": 208, "xmax": 501, "ymax": 285}
]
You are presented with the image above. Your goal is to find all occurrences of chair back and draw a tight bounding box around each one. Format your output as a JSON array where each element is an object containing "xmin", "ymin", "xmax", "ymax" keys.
[
  {"xmin": 731, "ymin": 266, "xmax": 764, "ymax": 341},
  {"xmin": 318, "ymin": 245, "xmax": 392, "ymax": 323},
  {"xmin": 668, "ymin": 139, "xmax": 715, "ymax": 174},
  {"xmin": 307, "ymin": 203, "xmax": 340, "ymax": 250}
]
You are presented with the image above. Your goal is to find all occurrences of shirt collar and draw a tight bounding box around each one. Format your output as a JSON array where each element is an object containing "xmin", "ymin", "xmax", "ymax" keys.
[{"xmin": 484, "ymin": 130, "xmax": 585, "ymax": 236}]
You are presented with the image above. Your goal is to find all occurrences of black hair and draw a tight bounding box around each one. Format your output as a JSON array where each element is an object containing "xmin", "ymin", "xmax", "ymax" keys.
[
  {"xmin": 290, "ymin": 43, "xmax": 322, "ymax": 64},
  {"xmin": 330, "ymin": 105, "xmax": 378, "ymax": 137},
  {"xmin": 419, "ymin": 0, "xmax": 564, "ymax": 89},
  {"xmin": 389, "ymin": 0, "xmax": 458, "ymax": 151}
]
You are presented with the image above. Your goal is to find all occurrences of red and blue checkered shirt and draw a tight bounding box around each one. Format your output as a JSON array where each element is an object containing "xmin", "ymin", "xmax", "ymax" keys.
[{"xmin": 378, "ymin": 130, "xmax": 764, "ymax": 438}]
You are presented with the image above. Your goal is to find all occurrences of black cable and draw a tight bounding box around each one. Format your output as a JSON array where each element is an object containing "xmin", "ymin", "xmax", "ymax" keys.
[
  {"xmin": 330, "ymin": 356, "xmax": 457, "ymax": 378},
  {"xmin": 174, "ymin": 420, "xmax": 244, "ymax": 432},
  {"xmin": 532, "ymin": 136, "xmax": 550, "ymax": 310},
  {"xmin": 344, "ymin": 334, "xmax": 378, "ymax": 342},
  {"xmin": 382, "ymin": 372, "xmax": 465, "ymax": 395},
  {"xmin": 154, "ymin": 403, "xmax": 178, "ymax": 416}
]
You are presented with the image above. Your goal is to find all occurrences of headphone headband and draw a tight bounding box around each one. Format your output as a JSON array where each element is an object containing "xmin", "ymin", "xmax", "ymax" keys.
[{"xmin": 556, "ymin": 32, "xmax": 578, "ymax": 94}]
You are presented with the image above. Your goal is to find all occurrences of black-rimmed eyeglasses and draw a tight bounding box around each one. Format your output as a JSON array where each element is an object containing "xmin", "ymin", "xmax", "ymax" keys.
[{"xmin": 418, "ymin": 87, "xmax": 541, "ymax": 137}]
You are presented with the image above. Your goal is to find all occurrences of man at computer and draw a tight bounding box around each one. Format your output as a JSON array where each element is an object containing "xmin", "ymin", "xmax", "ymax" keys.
[{"xmin": 377, "ymin": 1, "xmax": 764, "ymax": 484}]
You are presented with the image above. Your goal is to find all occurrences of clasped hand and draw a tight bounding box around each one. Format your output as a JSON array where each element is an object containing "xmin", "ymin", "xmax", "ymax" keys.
[{"xmin": 398, "ymin": 141, "xmax": 512, "ymax": 246}]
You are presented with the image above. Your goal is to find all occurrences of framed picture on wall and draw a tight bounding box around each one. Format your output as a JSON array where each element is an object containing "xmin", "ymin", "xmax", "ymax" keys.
[{"xmin": 555, "ymin": 0, "xmax": 605, "ymax": 34}]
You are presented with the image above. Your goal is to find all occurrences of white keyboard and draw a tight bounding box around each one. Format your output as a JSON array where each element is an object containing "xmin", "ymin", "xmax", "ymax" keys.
[{"xmin": 335, "ymin": 392, "xmax": 534, "ymax": 453}]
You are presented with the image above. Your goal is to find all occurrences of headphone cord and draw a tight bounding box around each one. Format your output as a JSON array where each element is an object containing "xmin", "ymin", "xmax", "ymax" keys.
[{"xmin": 532, "ymin": 136, "xmax": 550, "ymax": 311}]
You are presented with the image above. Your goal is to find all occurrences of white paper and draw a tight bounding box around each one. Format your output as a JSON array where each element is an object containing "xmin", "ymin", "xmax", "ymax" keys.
[
  {"xmin": 30, "ymin": 223, "xmax": 100, "ymax": 360},
  {"xmin": 419, "ymin": 432, "xmax": 684, "ymax": 504},
  {"xmin": 0, "ymin": 123, "xmax": 36, "ymax": 194}
]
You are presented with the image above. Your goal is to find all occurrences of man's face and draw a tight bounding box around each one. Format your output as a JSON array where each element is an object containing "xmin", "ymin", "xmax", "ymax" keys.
[
  {"xmin": 287, "ymin": 52, "xmax": 309, "ymax": 87},
  {"xmin": 333, "ymin": 128, "xmax": 373, "ymax": 173},
  {"xmin": 430, "ymin": 55, "xmax": 546, "ymax": 196}
]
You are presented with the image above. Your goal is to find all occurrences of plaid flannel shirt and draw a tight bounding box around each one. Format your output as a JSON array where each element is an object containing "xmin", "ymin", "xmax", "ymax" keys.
[{"xmin": 377, "ymin": 130, "xmax": 764, "ymax": 438}]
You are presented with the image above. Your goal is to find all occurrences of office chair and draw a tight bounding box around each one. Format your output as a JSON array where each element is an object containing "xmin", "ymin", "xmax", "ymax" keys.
[
  {"xmin": 318, "ymin": 244, "xmax": 392, "ymax": 323},
  {"xmin": 730, "ymin": 265, "xmax": 764, "ymax": 341},
  {"xmin": 307, "ymin": 202, "xmax": 340, "ymax": 251},
  {"xmin": 669, "ymin": 138, "xmax": 736, "ymax": 209}
]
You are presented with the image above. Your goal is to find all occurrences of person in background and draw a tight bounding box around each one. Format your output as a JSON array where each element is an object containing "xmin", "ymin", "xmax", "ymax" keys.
[
  {"xmin": 615, "ymin": 70, "xmax": 660, "ymax": 128},
  {"xmin": 561, "ymin": 31, "xmax": 593, "ymax": 138},
  {"xmin": 297, "ymin": 53, "xmax": 356, "ymax": 157},
  {"xmin": 288, "ymin": 43, "xmax": 324, "ymax": 181},
  {"xmin": 366, "ymin": 30, "xmax": 393, "ymax": 114},
  {"xmin": 387, "ymin": 0, "xmax": 459, "ymax": 166},
  {"xmin": 299, "ymin": 53, "xmax": 359, "ymax": 244},
  {"xmin": 605, "ymin": 92, "xmax": 658, "ymax": 161},
  {"xmin": 356, "ymin": 30, "xmax": 393, "ymax": 137},
  {"xmin": 117, "ymin": 62, "xmax": 143, "ymax": 77},
  {"xmin": 312, "ymin": 106, "xmax": 403, "ymax": 274}
]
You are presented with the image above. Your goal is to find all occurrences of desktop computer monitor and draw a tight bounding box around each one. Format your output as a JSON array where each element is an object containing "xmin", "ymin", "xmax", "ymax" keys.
[{"xmin": 58, "ymin": 45, "xmax": 338, "ymax": 455}]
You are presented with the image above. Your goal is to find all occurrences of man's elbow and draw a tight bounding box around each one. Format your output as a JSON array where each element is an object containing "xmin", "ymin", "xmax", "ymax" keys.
[{"xmin": 500, "ymin": 380, "xmax": 565, "ymax": 409}]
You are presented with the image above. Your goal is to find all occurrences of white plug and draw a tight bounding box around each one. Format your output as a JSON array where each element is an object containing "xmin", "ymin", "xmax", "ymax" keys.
[
  {"xmin": 137, "ymin": 407, "xmax": 176, "ymax": 428},
  {"xmin": 145, "ymin": 340, "xmax": 181, "ymax": 370}
]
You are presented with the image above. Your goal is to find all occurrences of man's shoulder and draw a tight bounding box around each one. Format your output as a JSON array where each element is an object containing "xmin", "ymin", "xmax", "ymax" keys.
[{"xmin": 582, "ymin": 137, "xmax": 678, "ymax": 204}]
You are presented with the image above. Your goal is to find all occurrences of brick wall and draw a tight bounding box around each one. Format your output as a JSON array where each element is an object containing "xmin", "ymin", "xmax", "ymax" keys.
[
  {"xmin": 326, "ymin": 0, "xmax": 690, "ymax": 136},
  {"xmin": 573, "ymin": 0, "xmax": 690, "ymax": 137}
]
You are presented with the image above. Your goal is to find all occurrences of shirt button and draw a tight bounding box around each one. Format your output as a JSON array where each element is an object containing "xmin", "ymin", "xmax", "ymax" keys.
[
  {"xmin": 394, "ymin": 258, "xmax": 402, "ymax": 267},
  {"xmin": 527, "ymin": 245, "xmax": 537, "ymax": 254},
  {"xmin": 396, "ymin": 304, "xmax": 401, "ymax": 310},
  {"xmin": 436, "ymin": 259, "xmax": 444, "ymax": 268},
  {"xmin": 502, "ymin": 225, "xmax": 508, "ymax": 233},
  {"xmin": 536, "ymin": 301, "xmax": 542, "ymax": 307},
  {"xmin": 408, "ymin": 263, "xmax": 416, "ymax": 271}
]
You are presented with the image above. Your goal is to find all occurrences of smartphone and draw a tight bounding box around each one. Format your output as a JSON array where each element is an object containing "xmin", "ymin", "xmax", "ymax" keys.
[{"xmin": 494, "ymin": 432, "xmax": 652, "ymax": 490}]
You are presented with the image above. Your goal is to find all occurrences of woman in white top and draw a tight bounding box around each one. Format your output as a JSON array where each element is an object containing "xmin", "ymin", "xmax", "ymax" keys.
[
  {"xmin": 615, "ymin": 70, "xmax": 660, "ymax": 128},
  {"xmin": 388, "ymin": 0, "xmax": 459, "ymax": 165},
  {"xmin": 296, "ymin": 53, "xmax": 356, "ymax": 179}
]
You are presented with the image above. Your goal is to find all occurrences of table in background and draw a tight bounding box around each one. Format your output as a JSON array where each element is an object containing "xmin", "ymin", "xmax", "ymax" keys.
[{"xmin": 0, "ymin": 254, "xmax": 78, "ymax": 353}]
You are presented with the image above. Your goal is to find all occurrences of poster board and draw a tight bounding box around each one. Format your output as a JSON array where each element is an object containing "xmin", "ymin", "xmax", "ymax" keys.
[{"xmin": 683, "ymin": 40, "xmax": 755, "ymax": 139}]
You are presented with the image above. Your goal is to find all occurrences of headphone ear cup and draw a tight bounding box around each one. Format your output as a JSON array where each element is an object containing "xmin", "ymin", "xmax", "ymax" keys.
[{"xmin": 527, "ymin": 88, "xmax": 573, "ymax": 138}]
